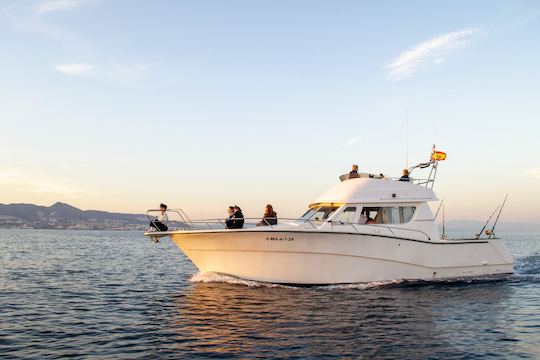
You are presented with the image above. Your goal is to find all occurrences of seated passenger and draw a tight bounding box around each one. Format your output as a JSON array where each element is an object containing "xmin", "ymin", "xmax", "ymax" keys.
[
  {"xmin": 257, "ymin": 204, "xmax": 278, "ymax": 226},
  {"xmin": 234, "ymin": 205, "xmax": 245, "ymax": 228},
  {"xmin": 367, "ymin": 218, "xmax": 376, "ymax": 224},
  {"xmin": 149, "ymin": 203, "xmax": 169, "ymax": 231},
  {"xmin": 226, "ymin": 205, "xmax": 244, "ymax": 229},
  {"xmin": 348, "ymin": 164, "xmax": 360, "ymax": 179},
  {"xmin": 359, "ymin": 209, "xmax": 370, "ymax": 225},
  {"xmin": 399, "ymin": 169, "xmax": 411, "ymax": 182}
]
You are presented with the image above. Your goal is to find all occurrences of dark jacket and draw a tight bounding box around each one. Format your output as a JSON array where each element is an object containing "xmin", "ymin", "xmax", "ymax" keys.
[
  {"xmin": 258, "ymin": 211, "xmax": 278, "ymax": 226},
  {"xmin": 226, "ymin": 210, "xmax": 244, "ymax": 229},
  {"xmin": 399, "ymin": 175, "xmax": 411, "ymax": 182}
]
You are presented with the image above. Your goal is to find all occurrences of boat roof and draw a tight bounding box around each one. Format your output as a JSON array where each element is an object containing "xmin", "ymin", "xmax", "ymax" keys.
[{"xmin": 310, "ymin": 178, "xmax": 438, "ymax": 206}]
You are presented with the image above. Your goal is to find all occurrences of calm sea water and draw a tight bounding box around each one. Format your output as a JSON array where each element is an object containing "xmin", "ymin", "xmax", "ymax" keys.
[{"xmin": 0, "ymin": 230, "xmax": 539, "ymax": 359}]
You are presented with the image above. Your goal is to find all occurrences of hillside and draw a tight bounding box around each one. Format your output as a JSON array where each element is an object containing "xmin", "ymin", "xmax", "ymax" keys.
[{"xmin": 0, "ymin": 202, "xmax": 148, "ymax": 230}]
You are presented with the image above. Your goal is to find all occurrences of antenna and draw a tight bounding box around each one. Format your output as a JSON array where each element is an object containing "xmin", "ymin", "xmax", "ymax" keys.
[
  {"xmin": 441, "ymin": 203, "xmax": 446, "ymax": 239},
  {"xmin": 406, "ymin": 109, "xmax": 409, "ymax": 169}
]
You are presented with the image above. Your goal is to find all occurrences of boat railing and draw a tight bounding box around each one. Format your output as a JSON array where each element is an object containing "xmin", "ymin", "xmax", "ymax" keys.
[
  {"xmin": 146, "ymin": 209, "xmax": 193, "ymax": 227},
  {"xmin": 384, "ymin": 177, "xmax": 434, "ymax": 186},
  {"xmin": 145, "ymin": 212, "xmax": 431, "ymax": 241}
]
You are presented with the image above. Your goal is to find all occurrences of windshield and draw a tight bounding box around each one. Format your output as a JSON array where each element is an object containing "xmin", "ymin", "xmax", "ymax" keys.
[{"xmin": 300, "ymin": 206, "xmax": 339, "ymax": 222}]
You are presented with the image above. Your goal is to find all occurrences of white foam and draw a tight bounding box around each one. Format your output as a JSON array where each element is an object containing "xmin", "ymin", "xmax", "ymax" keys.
[
  {"xmin": 189, "ymin": 272, "xmax": 296, "ymax": 288},
  {"xmin": 189, "ymin": 272, "xmax": 402, "ymax": 289},
  {"xmin": 319, "ymin": 279, "xmax": 404, "ymax": 290}
]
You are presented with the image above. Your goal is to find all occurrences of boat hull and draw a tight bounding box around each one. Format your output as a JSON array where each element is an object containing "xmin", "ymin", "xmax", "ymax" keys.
[{"xmin": 168, "ymin": 230, "xmax": 514, "ymax": 284}]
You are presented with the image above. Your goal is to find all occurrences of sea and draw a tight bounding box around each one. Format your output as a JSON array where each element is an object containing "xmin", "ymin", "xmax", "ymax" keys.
[{"xmin": 0, "ymin": 229, "xmax": 538, "ymax": 359}]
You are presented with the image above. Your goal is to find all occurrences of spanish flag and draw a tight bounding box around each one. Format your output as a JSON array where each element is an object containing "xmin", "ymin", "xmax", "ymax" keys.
[{"xmin": 432, "ymin": 151, "xmax": 447, "ymax": 161}]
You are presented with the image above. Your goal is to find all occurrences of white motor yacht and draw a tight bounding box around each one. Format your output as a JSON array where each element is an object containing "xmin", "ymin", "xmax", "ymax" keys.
[{"xmin": 145, "ymin": 154, "xmax": 514, "ymax": 285}]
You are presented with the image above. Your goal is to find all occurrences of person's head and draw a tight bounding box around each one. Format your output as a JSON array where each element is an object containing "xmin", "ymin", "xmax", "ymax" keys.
[
  {"xmin": 265, "ymin": 204, "xmax": 274, "ymax": 215},
  {"xmin": 352, "ymin": 164, "xmax": 359, "ymax": 172},
  {"xmin": 234, "ymin": 205, "xmax": 242, "ymax": 213},
  {"xmin": 227, "ymin": 206, "xmax": 235, "ymax": 216},
  {"xmin": 160, "ymin": 203, "xmax": 167, "ymax": 212},
  {"xmin": 403, "ymin": 169, "xmax": 409, "ymax": 176}
]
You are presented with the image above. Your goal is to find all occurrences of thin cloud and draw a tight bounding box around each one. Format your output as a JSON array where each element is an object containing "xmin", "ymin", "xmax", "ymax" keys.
[
  {"xmin": 386, "ymin": 28, "xmax": 478, "ymax": 81},
  {"xmin": 54, "ymin": 63, "xmax": 94, "ymax": 76},
  {"xmin": 512, "ymin": 167, "xmax": 540, "ymax": 178},
  {"xmin": 341, "ymin": 132, "xmax": 377, "ymax": 147},
  {"xmin": 342, "ymin": 138, "xmax": 360, "ymax": 147},
  {"xmin": 0, "ymin": 169, "xmax": 83, "ymax": 197},
  {"xmin": 108, "ymin": 63, "xmax": 156, "ymax": 84},
  {"xmin": 53, "ymin": 62, "xmax": 156, "ymax": 83},
  {"xmin": 34, "ymin": 0, "xmax": 97, "ymax": 13}
]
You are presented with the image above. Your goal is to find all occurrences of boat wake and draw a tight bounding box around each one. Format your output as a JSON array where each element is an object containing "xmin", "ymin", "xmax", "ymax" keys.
[
  {"xmin": 512, "ymin": 254, "xmax": 540, "ymax": 281},
  {"xmin": 189, "ymin": 272, "xmax": 403, "ymax": 289},
  {"xmin": 189, "ymin": 272, "xmax": 296, "ymax": 288}
]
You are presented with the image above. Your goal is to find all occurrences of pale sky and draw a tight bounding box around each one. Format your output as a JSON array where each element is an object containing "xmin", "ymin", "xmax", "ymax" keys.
[{"xmin": 1, "ymin": 0, "xmax": 539, "ymax": 222}]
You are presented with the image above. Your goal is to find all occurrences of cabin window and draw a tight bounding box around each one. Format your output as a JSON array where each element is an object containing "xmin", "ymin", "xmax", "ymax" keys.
[
  {"xmin": 301, "ymin": 206, "xmax": 339, "ymax": 222},
  {"xmin": 333, "ymin": 207, "xmax": 357, "ymax": 224},
  {"xmin": 400, "ymin": 206, "xmax": 416, "ymax": 223},
  {"xmin": 361, "ymin": 206, "xmax": 416, "ymax": 224},
  {"xmin": 378, "ymin": 207, "xmax": 400, "ymax": 224}
]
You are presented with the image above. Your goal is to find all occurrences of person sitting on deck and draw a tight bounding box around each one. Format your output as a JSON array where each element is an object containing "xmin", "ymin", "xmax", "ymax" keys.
[
  {"xmin": 149, "ymin": 203, "xmax": 169, "ymax": 232},
  {"xmin": 225, "ymin": 205, "xmax": 244, "ymax": 229},
  {"xmin": 257, "ymin": 204, "xmax": 278, "ymax": 226},
  {"xmin": 348, "ymin": 164, "xmax": 360, "ymax": 179},
  {"xmin": 399, "ymin": 169, "xmax": 411, "ymax": 182}
]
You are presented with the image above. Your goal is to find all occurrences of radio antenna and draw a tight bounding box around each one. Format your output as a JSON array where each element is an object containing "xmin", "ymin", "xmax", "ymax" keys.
[
  {"xmin": 442, "ymin": 203, "xmax": 446, "ymax": 239},
  {"xmin": 405, "ymin": 109, "xmax": 409, "ymax": 169}
]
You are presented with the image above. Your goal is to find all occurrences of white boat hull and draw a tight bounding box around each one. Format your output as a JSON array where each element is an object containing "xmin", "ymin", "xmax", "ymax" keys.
[{"xmin": 167, "ymin": 229, "xmax": 514, "ymax": 284}]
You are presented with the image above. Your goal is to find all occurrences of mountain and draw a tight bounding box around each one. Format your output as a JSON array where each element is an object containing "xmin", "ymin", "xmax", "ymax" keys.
[{"xmin": 0, "ymin": 202, "xmax": 148, "ymax": 230}]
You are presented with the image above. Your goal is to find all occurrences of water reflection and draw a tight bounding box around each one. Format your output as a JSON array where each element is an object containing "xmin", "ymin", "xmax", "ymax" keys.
[{"xmin": 166, "ymin": 279, "xmax": 514, "ymax": 358}]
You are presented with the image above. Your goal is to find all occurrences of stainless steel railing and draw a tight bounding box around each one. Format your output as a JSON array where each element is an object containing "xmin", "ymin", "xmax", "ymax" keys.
[{"xmin": 145, "ymin": 210, "xmax": 432, "ymax": 241}]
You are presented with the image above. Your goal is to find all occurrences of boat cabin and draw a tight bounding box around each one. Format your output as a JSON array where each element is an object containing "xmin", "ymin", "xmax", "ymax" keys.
[{"xmin": 299, "ymin": 177, "xmax": 440, "ymax": 241}]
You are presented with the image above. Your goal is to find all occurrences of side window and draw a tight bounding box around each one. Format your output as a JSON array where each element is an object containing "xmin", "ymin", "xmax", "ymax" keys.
[
  {"xmin": 400, "ymin": 206, "xmax": 416, "ymax": 223},
  {"xmin": 365, "ymin": 206, "xmax": 416, "ymax": 224},
  {"xmin": 333, "ymin": 207, "xmax": 356, "ymax": 224},
  {"xmin": 379, "ymin": 207, "xmax": 400, "ymax": 224}
]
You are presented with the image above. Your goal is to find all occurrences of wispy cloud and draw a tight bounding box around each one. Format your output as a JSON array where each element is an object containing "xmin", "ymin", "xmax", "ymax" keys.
[
  {"xmin": 34, "ymin": 0, "xmax": 97, "ymax": 13},
  {"xmin": 512, "ymin": 167, "xmax": 540, "ymax": 178},
  {"xmin": 54, "ymin": 63, "xmax": 94, "ymax": 76},
  {"xmin": 342, "ymin": 138, "xmax": 360, "ymax": 147},
  {"xmin": 53, "ymin": 62, "xmax": 156, "ymax": 84},
  {"xmin": 108, "ymin": 63, "xmax": 156, "ymax": 84},
  {"xmin": 341, "ymin": 132, "xmax": 377, "ymax": 147},
  {"xmin": 385, "ymin": 28, "xmax": 478, "ymax": 81},
  {"xmin": 0, "ymin": 169, "xmax": 83, "ymax": 197}
]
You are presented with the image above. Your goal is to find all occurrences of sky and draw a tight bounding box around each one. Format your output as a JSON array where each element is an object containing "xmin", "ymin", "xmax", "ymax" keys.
[{"xmin": 0, "ymin": 0, "xmax": 539, "ymax": 222}]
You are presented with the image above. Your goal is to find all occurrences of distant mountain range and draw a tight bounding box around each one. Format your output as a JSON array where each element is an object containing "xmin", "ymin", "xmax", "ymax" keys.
[
  {"xmin": 0, "ymin": 202, "xmax": 148, "ymax": 230},
  {"xmin": 0, "ymin": 202, "xmax": 539, "ymax": 232}
]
